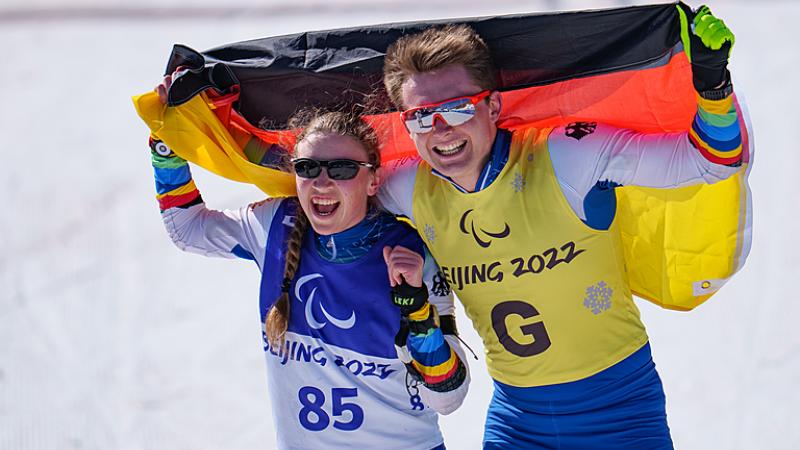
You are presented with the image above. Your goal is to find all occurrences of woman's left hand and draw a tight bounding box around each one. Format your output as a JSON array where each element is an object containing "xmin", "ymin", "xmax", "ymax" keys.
[
  {"xmin": 155, "ymin": 66, "xmax": 189, "ymax": 104},
  {"xmin": 383, "ymin": 245, "xmax": 424, "ymax": 288}
]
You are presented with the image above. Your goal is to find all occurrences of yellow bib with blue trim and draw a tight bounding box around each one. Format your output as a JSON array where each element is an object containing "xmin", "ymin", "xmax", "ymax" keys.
[{"xmin": 411, "ymin": 127, "xmax": 648, "ymax": 387}]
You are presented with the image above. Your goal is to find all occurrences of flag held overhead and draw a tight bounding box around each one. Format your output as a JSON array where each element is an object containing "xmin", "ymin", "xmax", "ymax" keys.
[{"xmin": 133, "ymin": 1, "xmax": 753, "ymax": 311}]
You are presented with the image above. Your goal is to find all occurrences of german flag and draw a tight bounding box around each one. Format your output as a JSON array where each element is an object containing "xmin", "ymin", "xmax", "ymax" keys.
[{"xmin": 133, "ymin": 1, "xmax": 753, "ymax": 311}]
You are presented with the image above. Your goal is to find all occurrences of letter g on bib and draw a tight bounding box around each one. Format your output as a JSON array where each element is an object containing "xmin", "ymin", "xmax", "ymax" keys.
[{"xmin": 491, "ymin": 300, "xmax": 551, "ymax": 357}]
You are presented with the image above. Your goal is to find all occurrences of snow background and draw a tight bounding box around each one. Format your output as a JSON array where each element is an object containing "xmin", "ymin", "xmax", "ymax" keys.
[{"xmin": 1, "ymin": 0, "xmax": 797, "ymax": 448}]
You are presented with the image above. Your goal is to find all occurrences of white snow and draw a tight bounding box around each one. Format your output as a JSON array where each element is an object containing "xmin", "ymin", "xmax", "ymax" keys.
[{"xmin": 0, "ymin": 1, "xmax": 797, "ymax": 449}]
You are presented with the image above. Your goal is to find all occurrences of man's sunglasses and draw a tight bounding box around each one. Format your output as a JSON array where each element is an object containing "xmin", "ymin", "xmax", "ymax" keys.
[
  {"xmin": 291, "ymin": 158, "xmax": 375, "ymax": 180},
  {"xmin": 400, "ymin": 90, "xmax": 491, "ymax": 134}
]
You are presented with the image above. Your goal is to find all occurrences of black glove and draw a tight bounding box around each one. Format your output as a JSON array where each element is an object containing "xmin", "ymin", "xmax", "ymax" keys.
[
  {"xmin": 391, "ymin": 282, "xmax": 429, "ymax": 316},
  {"xmin": 678, "ymin": 4, "xmax": 735, "ymax": 93}
]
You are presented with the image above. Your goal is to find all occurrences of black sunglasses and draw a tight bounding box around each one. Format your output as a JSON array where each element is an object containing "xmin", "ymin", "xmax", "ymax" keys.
[{"xmin": 291, "ymin": 158, "xmax": 375, "ymax": 180}]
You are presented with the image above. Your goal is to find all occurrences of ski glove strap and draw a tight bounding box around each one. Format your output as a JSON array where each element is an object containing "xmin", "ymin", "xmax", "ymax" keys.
[{"xmin": 391, "ymin": 282, "xmax": 429, "ymax": 316}]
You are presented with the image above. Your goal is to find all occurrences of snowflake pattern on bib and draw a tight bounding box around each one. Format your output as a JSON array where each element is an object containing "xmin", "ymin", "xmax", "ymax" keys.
[
  {"xmin": 424, "ymin": 224, "xmax": 436, "ymax": 244},
  {"xmin": 583, "ymin": 281, "xmax": 613, "ymax": 314},
  {"xmin": 511, "ymin": 172, "xmax": 526, "ymax": 193}
]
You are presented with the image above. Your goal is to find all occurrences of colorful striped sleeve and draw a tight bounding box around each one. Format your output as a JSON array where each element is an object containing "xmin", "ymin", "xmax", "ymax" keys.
[
  {"xmin": 406, "ymin": 303, "xmax": 466, "ymax": 392},
  {"xmin": 688, "ymin": 94, "xmax": 743, "ymax": 167},
  {"xmin": 150, "ymin": 138, "xmax": 202, "ymax": 211}
]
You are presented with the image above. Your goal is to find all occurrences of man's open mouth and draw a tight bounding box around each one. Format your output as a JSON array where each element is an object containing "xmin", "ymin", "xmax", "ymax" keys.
[{"xmin": 433, "ymin": 139, "xmax": 467, "ymax": 156}]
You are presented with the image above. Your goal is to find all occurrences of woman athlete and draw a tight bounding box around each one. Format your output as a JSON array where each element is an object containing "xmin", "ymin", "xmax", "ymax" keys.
[{"xmin": 149, "ymin": 74, "xmax": 469, "ymax": 449}]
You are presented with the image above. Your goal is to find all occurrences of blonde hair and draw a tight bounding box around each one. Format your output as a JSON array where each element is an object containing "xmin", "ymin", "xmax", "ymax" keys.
[
  {"xmin": 264, "ymin": 110, "xmax": 381, "ymax": 347},
  {"xmin": 383, "ymin": 24, "xmax": 496, "ymax": 108}
]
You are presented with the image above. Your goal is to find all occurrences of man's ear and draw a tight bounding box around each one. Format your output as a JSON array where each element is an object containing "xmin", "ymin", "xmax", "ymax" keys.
[
  {"xmin": 367, "ymin": 167, "xmax": 382, "ymax": 196},
  {"xmin": 488, "ymin": 90, "xmax": 502, "ymax": 122}
]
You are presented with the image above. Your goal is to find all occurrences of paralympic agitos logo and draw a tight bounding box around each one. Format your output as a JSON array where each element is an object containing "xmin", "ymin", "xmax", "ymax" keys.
[{"xmin": 460, "ymin": 209, "xmax": 510, "ymax": 248}]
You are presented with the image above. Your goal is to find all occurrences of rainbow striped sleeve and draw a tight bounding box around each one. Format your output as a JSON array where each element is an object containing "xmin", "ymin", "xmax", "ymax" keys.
[
  {"xmin": 150, "ymin": 138, "xmax": 202, "ymax": 211},
  {"xmin": 406, "ymin": 303, "xmax": 466, "ymax": 392},
  {"xmin": 688, "ymin": 94, "xmax": 743, "ymax": 166}
]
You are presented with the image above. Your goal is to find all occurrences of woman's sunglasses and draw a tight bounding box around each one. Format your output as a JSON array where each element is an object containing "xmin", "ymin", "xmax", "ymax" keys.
[
  {"xmin": 291, "ymin": 158, "xmax": 375, "ymax": 180},
  {"xmin": 400, "ymin": 90, "xmax": 491, "ymax": 134}
]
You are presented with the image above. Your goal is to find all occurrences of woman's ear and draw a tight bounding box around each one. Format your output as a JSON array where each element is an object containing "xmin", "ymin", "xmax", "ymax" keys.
[{"xmin": 367, "ymin": 167, "xmax": 382, "ymax": 196}]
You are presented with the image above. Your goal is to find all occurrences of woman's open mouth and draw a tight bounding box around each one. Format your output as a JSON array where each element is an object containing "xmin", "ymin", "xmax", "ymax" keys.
[{"xmin": 311, "ymin": 197, "xmax": 340, "ymax": 216}]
